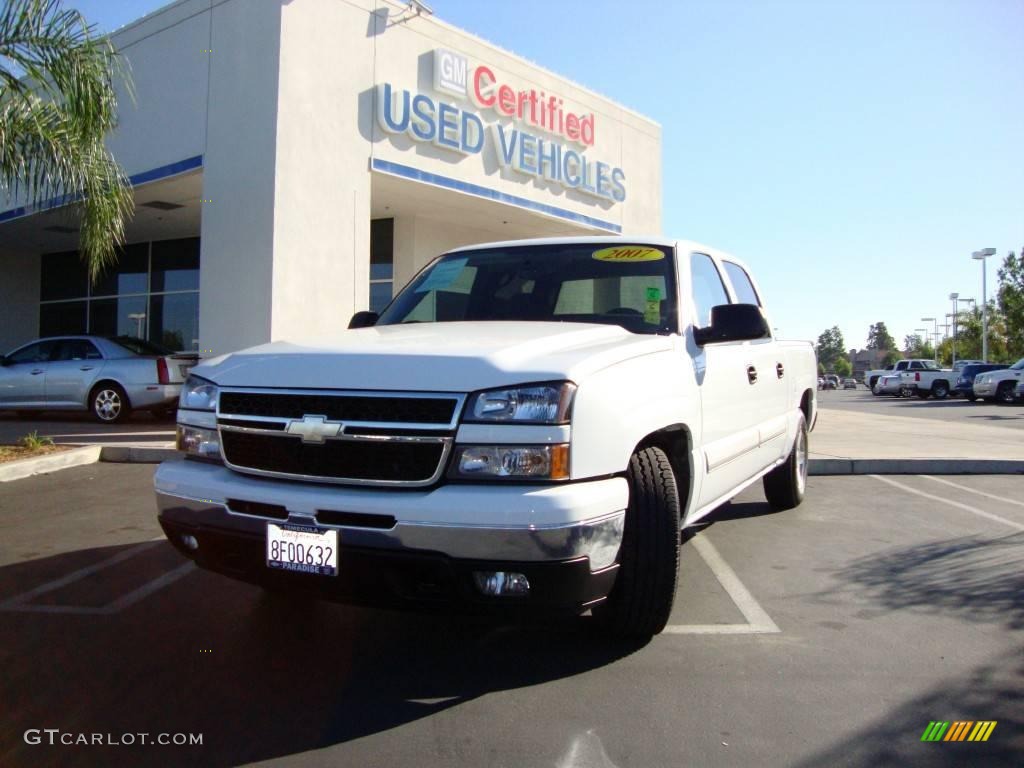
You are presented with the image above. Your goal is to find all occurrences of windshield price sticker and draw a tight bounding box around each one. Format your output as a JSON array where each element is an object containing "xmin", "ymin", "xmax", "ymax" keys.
[
  {"xmin": 267, "ymin": 523, "xmax": 338, "ymax": 576},
  {"xmin": 592, "ymin": 246, "xmax": 665, "ymax": 262}
]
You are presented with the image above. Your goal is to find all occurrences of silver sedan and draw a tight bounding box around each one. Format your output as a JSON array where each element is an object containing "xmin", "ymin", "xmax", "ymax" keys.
[{"xmin": 0, "ymin": 336, "xmax": 198, "ymax": 423}]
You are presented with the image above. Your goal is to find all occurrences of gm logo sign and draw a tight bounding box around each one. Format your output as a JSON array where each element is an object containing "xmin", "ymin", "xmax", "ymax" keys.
[{"xmin": 434, "ymin": 49, "xmax": 467, "ymax": 98}]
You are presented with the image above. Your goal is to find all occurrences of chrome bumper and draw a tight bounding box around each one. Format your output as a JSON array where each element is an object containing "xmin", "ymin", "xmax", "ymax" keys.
[{"xmin": 154, "ymin": 459, "xmax": 626, "ymax": 569}]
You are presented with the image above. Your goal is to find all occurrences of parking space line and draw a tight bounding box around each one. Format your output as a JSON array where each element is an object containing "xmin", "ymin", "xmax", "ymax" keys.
[
  {"xmin": 870, "ymin": 475, "xmax": 1024, "ymax": 532},
  {"xmin": 918, "ymin": 475, "xmax": 1024, "ymax": 509},
  {"xmin": 0, "ymin": 541, "xmax": 160, "ymax": 609},
  {"xmin": 0, "ymin": 540, "xmax": 195, "ymax": 615},
  {"xmin": 664, "ymin": 534, "xmax": 780, "ymax": 635}
]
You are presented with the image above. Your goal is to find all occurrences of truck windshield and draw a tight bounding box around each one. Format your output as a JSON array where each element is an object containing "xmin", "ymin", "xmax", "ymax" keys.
[{"xmin": 377, "ymin": 243, "xmax": 679, "ymax": 335}]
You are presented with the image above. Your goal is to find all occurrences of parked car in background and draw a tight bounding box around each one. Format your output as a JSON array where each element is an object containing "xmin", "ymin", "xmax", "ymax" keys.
[
  {"xmin": 843, "ymin": 378, "xmax": 857, "ymax": 389},
  {"xmin": 953, "ymin": 363, "xmax": 1010, "ymax": 401},
  {"xmin": 874, "ymin": 373, "xmax": 908, "ymax": 397},
  {"xmin": 951, "ymin": 359, "xmax": 984, "ymax": 374},
  {"xmin": 0, "ymin": 336, "xmax": 198, "ymax": 422},
  {"xmin": 973, "ymin": 359, "xmax": 1024, "ymax": 404},
  {"xmin": 899, "ymin": 365, "xmax": 958, "ymax": 399},
  {"xmin": 821, "ymin": 375, "xmax": 838, "ymax": 390}
]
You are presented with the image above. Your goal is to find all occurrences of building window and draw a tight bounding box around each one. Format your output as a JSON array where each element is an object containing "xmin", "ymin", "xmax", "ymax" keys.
[
  {"xmin": 370, "ymin": 218, "xmax": 394, "ymax": 313},
  {"xmin": 38, "ymin": 237, "xmax": 200, "ymax": 351}
]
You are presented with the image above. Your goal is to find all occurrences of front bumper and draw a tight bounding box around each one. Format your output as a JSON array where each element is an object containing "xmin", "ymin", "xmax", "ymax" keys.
[
  {"xmin": 973, "ymin": 380, "xmax": 996, "ymax": 397},
  {"xmin": 155, "ymin": 459, "xmax": 626, "ymax": 614}
]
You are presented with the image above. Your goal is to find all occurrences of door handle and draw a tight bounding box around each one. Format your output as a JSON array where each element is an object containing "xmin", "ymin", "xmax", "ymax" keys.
[
  {"xmin": 776, "ymin": 362, "xmax": 785, "ymax": 379},
  {"xmin": 30, "ymin": 369, "xmax": 44, "ymax": 375},
  {"xmin": 747, "ymin": 365, "xmax": 758, "ymax": 384},
  {"xmin": 79, "ymin": 366, "xmax": 95, "ymax": 371}
]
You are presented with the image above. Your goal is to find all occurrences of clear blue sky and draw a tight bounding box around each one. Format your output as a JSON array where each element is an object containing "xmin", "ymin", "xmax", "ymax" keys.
[{"xmin": 76, "ymin": 0, "xmax": 1023, "ymax": 350}]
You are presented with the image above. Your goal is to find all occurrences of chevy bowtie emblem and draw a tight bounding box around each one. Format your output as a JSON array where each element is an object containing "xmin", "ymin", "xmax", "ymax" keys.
[{"xmin": 285, "ymin": 415, "xmax": 344, "ymax": 443}]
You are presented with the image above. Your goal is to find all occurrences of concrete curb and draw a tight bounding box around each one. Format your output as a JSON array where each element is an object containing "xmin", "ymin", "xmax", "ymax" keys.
[
  {"xmin": 809, "ymin": 458, "xmax": 1024, "ymax": 475},
  {"xmin": 100, "ymin": 446, "xmax": 177, "ymax": 463},
  {"xmin": 0, "ymin": 445, "xmax": 102, "ymax": 483}
]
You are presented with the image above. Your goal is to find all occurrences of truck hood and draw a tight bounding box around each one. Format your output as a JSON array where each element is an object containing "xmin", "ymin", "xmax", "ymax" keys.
[{"xmin": 195, "ymin": 322, "xmax": 673, "ymax": 392}]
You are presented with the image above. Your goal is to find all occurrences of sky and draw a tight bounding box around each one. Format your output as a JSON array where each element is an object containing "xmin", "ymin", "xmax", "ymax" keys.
[{"xmin": 74, "ymin": 0, "xmax": 1023, "ymax": 350}]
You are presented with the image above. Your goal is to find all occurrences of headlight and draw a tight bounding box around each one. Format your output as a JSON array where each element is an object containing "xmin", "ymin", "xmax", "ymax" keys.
[
  {"xmin": 449, "ymin": 444, "xmax": 569, "ymax": 480},
  {"xmin": 464, "ymin": 382, "xmax": 575, "ymax": 424},
  {"xmin": 179, "ymin": 375, "xmax": 219, "ymax": 411},
  {"xmin": 176, "ymin": 425, "xmax": 221, "ymax": 460}
]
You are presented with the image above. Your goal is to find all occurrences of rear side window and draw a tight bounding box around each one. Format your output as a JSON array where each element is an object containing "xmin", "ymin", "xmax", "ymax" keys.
[
  {"xmin": 54, "ymin": 340, "xmax": 102, "ymax": 361},
  {"xmin": 690, "ymin": 253, "xmax": 730, "ymax": 327},
  {"xmin": 722, "ymin": 261, "xmax": 761, "ymax": 306}
]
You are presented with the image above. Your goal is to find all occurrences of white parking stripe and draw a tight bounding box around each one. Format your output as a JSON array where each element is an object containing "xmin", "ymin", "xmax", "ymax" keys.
[
  {"xmin": 0, "ymin": 541, "xmax": 160, "ymax": 609},
  {"xmin": 870, "ymin": 475, "xmax": 1024, "ymax": 532},
  {"xmin": 664, "ymin": 533, "xmax": 780, "ymax": 635},
  {"xmin": 918, "ymin": 475, "xmax": 1024, "ymax": 509}
]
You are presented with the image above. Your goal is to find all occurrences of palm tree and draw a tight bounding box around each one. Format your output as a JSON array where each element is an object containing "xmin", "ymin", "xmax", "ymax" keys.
[{"xmin": 0, "ymin": 0, "xmax": 133, "ymax": 280}]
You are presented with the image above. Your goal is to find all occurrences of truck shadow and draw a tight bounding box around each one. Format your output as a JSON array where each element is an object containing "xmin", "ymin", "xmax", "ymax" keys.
[{"xmin": 0, "ymin": 544, "xmax": 647, "ymax": 768}]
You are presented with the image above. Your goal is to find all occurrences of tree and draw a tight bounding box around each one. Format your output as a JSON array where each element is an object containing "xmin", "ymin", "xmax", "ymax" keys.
[
  {"xmin": 997, "ymin": 249, "xmax": 1024, "ymax": 358},
  {"xmin": 866, "ymin": 322, "xmax": 897, "ymax": 351},
  {"xmin": 0, "ymin": 0, "xmax": 133, "ymax": 279},
  {"xmin": 903, "ymin": 334, "xmax": 934, "ymax": 360},
  {"xmin": 833, "ymin": 358, "xmax": 852, "ymax": 377},
  {"xmin": 815, "ymin": 326, "xmax": 846, "ymax": 371},
  {"xmin": 881, "ymin": 349, "xmax": 901, "ymax": 367}
]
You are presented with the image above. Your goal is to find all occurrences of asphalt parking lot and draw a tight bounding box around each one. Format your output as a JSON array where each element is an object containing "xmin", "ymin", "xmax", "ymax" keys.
[
  {"xmin": 818, "ymin": 387, "xmax": 1024, "ymax": 430},
  {"xmin": 0, "ymin": 464, "xmax": 1021, "ymax": 767},
  {"xmin": 0, "ymin": 411, "xmax": 174, "ymax": 447}
]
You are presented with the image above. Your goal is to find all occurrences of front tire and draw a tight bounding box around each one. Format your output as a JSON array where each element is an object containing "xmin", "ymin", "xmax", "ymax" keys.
[
  {"xmin": 90, "ymin": 383, "xmax": 130, "ymax": 423},
  {"xmin": 763, "ymin": 413, "xmax": 808, "ymax": 511},
  {"xmin": 593, "ymin": 446, "xmax": 681, "ymax": 638},
  {"xmin": 996, "ymin": 382, "xmax": 1016, "ymax": 404}
]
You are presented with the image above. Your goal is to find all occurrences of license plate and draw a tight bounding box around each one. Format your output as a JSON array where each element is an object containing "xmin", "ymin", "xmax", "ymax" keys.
[{"xmin": 266, "ymin": 523, "xmax": 338, "ymax": 576}]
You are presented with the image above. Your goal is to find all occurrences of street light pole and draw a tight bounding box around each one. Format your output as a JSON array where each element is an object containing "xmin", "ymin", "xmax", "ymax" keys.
[
  {"xmin": 921, "ymin": 317, "xmax": 938, "ymax": 363},
  {"xmin": 949, "ymin": 292, "xmax": 959, "ymax": 368},
  {"xmin": 972, "ymin": 248, "xmax": 996, "ymax": 362}
]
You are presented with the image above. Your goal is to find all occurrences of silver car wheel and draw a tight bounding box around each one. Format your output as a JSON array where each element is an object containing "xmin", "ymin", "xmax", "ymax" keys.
[{"xmin": 94, "ymin": 389, "xmax": 122, "ymax": 422}]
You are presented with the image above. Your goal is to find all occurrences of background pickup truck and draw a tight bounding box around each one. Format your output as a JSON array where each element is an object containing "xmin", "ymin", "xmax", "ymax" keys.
[
  {"xmin": 899, "ymin": 366, "xmax": 957, "ymax": 399},
  {"xmin": 864, "ymin": 359, "xmax": 940, "ymax": 391},
  {"xmin": 155, "ymin": 237, "xmax": 817, "ymax": 638}
]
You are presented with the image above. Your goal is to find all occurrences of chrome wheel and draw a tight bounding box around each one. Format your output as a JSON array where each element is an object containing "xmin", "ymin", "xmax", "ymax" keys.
[{"xmin": 91, "ymin": 386, "xmax": 127, "ymax": 423}]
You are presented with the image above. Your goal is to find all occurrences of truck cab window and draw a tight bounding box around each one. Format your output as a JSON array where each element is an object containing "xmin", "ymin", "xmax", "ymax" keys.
[{"xmin": 690, "ymin": 252, "xmax": 730, "ymax": 327}]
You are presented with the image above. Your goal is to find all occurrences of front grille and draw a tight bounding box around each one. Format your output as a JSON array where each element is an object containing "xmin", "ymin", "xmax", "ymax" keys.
[
  {"xmin": 220, "ymin": 431, "xmax": 446, "ymax": 484},
  {"xmin": 219, "ymin": 392, "xmax": 458, "ymax": 424}
]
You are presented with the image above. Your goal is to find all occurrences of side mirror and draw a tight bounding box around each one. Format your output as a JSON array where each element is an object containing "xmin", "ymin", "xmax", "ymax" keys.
[
  {"xmin": 694, "ymin": 304, "xmax": 770, "ymax": 346},
  {"xmin": 348, "ymin": 311, "xmax": 379, "ymax": 329}
]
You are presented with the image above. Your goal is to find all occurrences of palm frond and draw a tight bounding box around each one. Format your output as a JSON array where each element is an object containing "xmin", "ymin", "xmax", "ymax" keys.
[{"xmin": 0, "ymin": 0, "xmax": 134, "ymax": 280}]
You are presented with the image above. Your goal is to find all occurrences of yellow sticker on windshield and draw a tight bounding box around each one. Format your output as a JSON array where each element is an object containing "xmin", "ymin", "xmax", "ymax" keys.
[{"xmin": 592, "ymin": 246, "xmax": 665, "ymax": 262}]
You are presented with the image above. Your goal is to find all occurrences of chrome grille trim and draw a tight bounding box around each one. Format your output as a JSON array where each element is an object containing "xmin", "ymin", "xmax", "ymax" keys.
[{"xmin": 215, "ymin": 388, "xmax": 464, "ymax": 487}]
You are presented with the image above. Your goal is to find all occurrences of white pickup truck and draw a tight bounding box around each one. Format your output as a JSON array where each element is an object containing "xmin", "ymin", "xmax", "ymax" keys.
[
  {"xmin": 864, "ymin": 359, "xmax": 939, "ymax": 392},
  {"xmin": 155, "ymin": 237, "xmax": 817, "ymax": 637}
]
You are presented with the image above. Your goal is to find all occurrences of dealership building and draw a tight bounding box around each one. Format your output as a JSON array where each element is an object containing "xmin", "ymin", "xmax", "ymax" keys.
[{"xmin": 0, "ymin": 0, "xmax": 662, "ymax": 357}]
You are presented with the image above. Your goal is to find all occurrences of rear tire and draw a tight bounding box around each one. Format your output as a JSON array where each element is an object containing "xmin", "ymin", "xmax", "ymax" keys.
[
  {"xmin": 763, "ymin": 413, "xmax": 808, "ymax": 511},
  {"xmin": 90, "ymin": 383, "xmax": 130, "ymax": 423},
  {"xmin": 593, "ymin": 446, "xmax": 681, "ymax": 638},
  {"xmin": 932, "ymin": 381, "xmax": 950, "ymax": 399}
]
